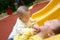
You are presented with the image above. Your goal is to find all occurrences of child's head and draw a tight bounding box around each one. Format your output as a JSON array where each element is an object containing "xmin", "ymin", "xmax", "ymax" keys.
[
  {"xmin": 17, "ymin": 6, "xmax": 30, "ymax": 23},
  {"xmin": 40, "ymin": 20, "xmax": 60, "ymax": 37}
]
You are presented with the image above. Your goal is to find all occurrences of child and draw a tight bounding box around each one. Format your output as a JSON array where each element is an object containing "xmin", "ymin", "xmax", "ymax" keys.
[
  {"xmin": 8, "ymin": 6, "xmax": 39, "ymax": 40},
  {"xmin": 29, "ymin": 19, "xmax": 60, "ymax": 40},
  {"xmin": 14, "ymin": 19, "xmax": 60, "ymax": 40}
]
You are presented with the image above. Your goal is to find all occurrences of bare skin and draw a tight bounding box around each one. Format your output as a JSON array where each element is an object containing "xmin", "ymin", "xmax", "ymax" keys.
[
  {"xmin": 33, "ymin": 20, "xmax": 60, "ymax": 38},
  {"xmin": 19, "ymin": 11, "xmax": 30, "ymax": 23}
]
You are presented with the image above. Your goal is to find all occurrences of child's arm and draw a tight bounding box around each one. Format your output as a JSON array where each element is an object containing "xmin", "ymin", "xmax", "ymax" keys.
[
  {"xmin": 19, "ymin": 29, "xmax": 43, "ymax": 40},
  {"xmin": 14, "ymin": 29, "xmax": 34, "ymax": 40},
  {"xmin": 30, "ymin": 18, "xmax": 41, "ymax": 34}
]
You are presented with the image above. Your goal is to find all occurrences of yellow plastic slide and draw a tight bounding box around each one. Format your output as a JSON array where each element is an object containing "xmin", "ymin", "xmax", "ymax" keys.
[
  {"xmin": 44, "ymin": 34, "xmax": 60, "ymax": 40},
  {"xmin": 31, "ymin": 0, "xmax": 60, "ymax": 40},
  {"xmin": 14, "ymin": 0, "xmax": 60, "ymax": 40},
  {"xmin": 31, "ymin": 0, "xmax": 60, "ymax": 25}
]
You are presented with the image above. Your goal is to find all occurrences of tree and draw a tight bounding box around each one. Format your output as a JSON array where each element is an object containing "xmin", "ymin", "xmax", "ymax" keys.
[
  {"xmin": 0, "ymin": 0, "xmax": 35, "ymax": 14},
  {"xmin": 0, "ymin": 0, "xmax": 16, "ymax": 13}
]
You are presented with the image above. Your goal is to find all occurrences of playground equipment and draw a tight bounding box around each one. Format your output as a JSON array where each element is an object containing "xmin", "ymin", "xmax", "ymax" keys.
[
  {"xmin": 44, "ymin": 34, "xmax": 60, "ymax": 40},
  {"xmin": 31, "ymin": 0, "xmax": 60, "ymax": 25},
  {"xmin": 31, "ymin": 0, "xmax": 60, "ymax": 40},
  {"xmin": 14, "ymin": 0, "xmax": 60, "ymax": 40}
]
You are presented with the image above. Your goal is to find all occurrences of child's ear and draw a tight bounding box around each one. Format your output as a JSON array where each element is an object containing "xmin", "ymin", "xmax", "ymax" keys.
[{"xmin": 48, "ymin": 32, "xmax": 55, "ymax": 37}]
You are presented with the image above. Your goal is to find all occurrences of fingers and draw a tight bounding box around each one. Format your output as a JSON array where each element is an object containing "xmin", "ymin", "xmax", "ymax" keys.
[
  {"xmin": 33, "ymin": 26, "xmax": 40, "ymax": 31},
  {"xmin": 32, "ymin": 28, "xmax": 39, "ymax": 34},
  {"xmin": 32, "ymin": 26, "xmax": 41, "ymax": 34},
  {"xmin": 48, "ymin": 32, "xmax": 55, "ymax": 37},
  {"xmin": 33, "ymin": 24, "xmax": 41, "ymax": 31}
]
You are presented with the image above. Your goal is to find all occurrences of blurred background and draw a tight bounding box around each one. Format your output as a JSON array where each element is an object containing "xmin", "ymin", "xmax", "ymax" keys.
[
  {"xmin": 0, "ymin": 0, "xmax": 50, "ymax": 40},
  {"xmin": 0, "ymin": 0, "xmax": 49, "ymax": 19}
]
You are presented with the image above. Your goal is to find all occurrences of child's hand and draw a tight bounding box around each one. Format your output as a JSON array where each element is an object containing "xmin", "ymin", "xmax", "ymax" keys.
[{"xmin": 32, "ymin": 24, "xmax": 41, "ymax": 34}]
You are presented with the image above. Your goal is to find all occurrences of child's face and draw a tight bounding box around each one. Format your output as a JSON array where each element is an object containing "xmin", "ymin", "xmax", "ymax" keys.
[
  {"xmin": 40, "ymin": 26, "xmax": 55, "ymax": 37},
  {"xmin": 40, "ymin": 20, "xmax": 60, "ymax": 37},
  {"xmin": 19, "ymin": 11, "xmax": 30, "ymax": 23}
]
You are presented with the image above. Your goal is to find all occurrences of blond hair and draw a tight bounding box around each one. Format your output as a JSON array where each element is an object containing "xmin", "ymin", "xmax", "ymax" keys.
[{"xmin": 17, "ymin": 6, "xmax": 29, "ymax": 14}]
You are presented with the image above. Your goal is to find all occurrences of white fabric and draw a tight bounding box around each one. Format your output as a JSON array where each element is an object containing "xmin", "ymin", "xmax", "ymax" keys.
[{"xmin": 8, "ymin": 18, "xmax": 32, "ymax": 39}]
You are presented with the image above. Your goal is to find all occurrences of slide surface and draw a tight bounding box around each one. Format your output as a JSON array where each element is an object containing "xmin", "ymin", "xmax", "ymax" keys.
[
  {"xmin": 31, "ymin": 0, "xmax": 60, "ymax": 40},
  {"xmin": 31, "ymin": 0, "xmax": 60, "ymax": 25}
]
